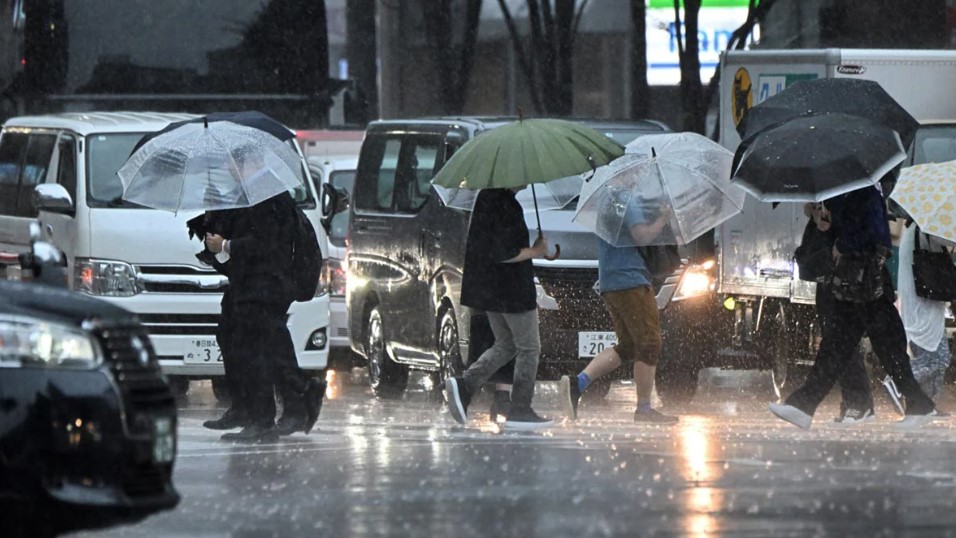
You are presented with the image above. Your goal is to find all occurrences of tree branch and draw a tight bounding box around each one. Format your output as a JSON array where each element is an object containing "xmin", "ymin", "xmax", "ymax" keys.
[{"xmin": 499, "ymin": 0, "xmax": 544, "ymax": 113}]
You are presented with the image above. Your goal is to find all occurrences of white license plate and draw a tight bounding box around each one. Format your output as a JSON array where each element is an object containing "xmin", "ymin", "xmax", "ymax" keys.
[
  {"xmin": 183, "ymin": 338, "xmax": 222, "ymax": 364},
  {"xmin": 578, "ymin": 331, "xmax": 617, "ymax": 357}
]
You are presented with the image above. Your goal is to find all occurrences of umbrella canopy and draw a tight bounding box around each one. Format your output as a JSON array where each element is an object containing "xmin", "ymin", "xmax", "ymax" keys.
[
  {"xmin": 573, "ymin": 132, "xmax": 744, "ymax": 247},
  {"xmin": 131, "ymin": 110, "xmax": 295, "ymax": 153},
  {"xmin": 119, "ymin": 120, "xmax": 304, "ymax": 213},
  {"xmin": 889, "ymin": 159, "xmax": 956, "ymax": 243},
  {"xmin": 433, "ymin": 174, "xmax": 583, "ymax": 213},
  {"xmin": 430, "ymin": 118, "xmax": 624, "ymax": 190},
  {"xmin": 731, "ymin": 114, "xmax": 906, "ymax": 203},
  {"xmin": 737, "ymin": 78, "xmax": 919, "ymax": 149}
]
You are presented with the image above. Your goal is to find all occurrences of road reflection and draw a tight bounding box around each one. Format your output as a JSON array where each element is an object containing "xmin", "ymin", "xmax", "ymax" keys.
[{"xmin": 677, "ymin": 416, "xmax": 722, "ymax": 537}]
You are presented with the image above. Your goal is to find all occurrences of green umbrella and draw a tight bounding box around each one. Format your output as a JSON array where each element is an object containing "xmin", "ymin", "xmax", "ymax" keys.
[{"xmin": 431, "ymin": 118, "xmax": 624, "ymax": 258}]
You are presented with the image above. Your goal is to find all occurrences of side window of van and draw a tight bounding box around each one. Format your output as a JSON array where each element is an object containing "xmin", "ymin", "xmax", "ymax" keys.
[
  {"xmin": 397, "ymin": 139, "xmax": 440, "ymax": 214},
  {"xmin": 18, "ymin": 134, "xmax": 57, "ymax": 217},
  {"xmin": 0, "ymin": 132, "xmax": 28, "ymax": 216},
  {"xmin": 57, "ymin": 136, "xmax": 78, "ymax": 203},
  {"xmin": 355, "ymin": 136, "xmax": 401, "ymax": 212}
]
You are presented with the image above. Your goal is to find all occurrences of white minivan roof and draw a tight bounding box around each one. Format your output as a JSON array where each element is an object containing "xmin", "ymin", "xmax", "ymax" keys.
[{"xmin": 3, "ymin": 111, "xmax": 199, "ymax": 135}]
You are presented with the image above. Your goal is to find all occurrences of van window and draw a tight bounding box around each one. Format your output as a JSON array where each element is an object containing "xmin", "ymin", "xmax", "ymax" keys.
[
  {"xmin": 57, "ymin": 136, "xmax": 78, "ymax": 204},
  {"xmin": 328, "ymin": 169, "xmax": 355, "ymax": 246},
  {"xmin": 17, "ymin": 134, "xmax": 57, "ymax": 217},
  {"xmin": 0, "ymin": 132, "xmax": 28, "ymax": 216},
  {"xmin": 354, "ymin": 134, "xmax": 441, "ymax": 215}
]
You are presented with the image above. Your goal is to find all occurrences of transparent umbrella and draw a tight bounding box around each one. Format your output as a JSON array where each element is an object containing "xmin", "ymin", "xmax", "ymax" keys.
[
  {"xmin": 118, "ymin": 120, "xmax": 304, "ymax": 213},
  {"xmin": 573, "ymin": 132, "xmax": 744, "ymax": 246}
]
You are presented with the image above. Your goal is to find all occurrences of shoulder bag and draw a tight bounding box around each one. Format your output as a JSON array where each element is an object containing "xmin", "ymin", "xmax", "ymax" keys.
[{"xmin": 912, "ymin": 227, "xmax": 956, "ymax": 301}]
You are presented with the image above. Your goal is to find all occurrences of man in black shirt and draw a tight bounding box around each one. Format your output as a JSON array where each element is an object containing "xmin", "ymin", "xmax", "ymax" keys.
[{"xmin": 445, "ymin": 187, "xmax": 553, "ymax": 430}]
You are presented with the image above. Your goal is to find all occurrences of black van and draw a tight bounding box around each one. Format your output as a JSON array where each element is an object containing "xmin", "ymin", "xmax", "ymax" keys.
[{"xmin": 343, "ymin": 117, "xmax": 672, "ymax": 398}]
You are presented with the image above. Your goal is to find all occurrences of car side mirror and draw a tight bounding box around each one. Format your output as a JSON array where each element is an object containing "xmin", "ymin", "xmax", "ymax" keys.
[
  {"xmin": 33, "ymin": 184, "xmax": 74, "ymax": 215},
  {"xmin": 320, "ymin": 183, "xmax": 349, "ymax": 233}
]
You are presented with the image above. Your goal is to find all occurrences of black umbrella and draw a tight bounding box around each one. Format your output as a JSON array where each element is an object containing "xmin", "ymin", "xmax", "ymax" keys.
[
  {"xmin": 731, "ymin": 113, "xmax": 906, "ymax": 203},
  {"xmin": 131, "ymin": 110, "xmax": 295, "ymax": 153},
  {"xmin": 736, "ymin": 78, "xmax": 919, "ymax": 149}
]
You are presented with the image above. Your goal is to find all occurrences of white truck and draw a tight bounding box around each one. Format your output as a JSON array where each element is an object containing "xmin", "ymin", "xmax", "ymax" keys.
[{"xmin": 656, "ymin": 49, "xmax": 956, "ymax": 404}]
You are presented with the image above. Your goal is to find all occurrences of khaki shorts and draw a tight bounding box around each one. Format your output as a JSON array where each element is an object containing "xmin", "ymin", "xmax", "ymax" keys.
[{"xmin": 602, "ymin": 286, "xmax": 662, "ymax": 366}]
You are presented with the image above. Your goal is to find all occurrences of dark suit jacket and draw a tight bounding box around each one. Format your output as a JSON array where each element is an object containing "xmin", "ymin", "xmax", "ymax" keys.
[{"xmin": 221, "ymin": 192, "xmax": 297, "ymax": 305}]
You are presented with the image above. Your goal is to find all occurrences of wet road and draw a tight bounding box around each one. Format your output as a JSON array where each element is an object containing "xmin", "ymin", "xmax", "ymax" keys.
[{"xmin": 72, "ymin": 369, "xmax": 956, "ymax": 537}]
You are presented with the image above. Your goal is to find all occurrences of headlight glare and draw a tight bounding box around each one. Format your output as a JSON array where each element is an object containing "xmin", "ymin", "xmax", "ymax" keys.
[
  {"xmin": 0, "ymin": 317, "xmax": 102, "ymax": 367},
  {"xmin": 673, "ymin": 259, "xmax": 717, "ymax": 301}
]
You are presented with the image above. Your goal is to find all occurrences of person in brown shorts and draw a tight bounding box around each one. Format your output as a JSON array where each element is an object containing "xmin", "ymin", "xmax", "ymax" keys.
[{"xmin": 559, "ymin": 201, "xmax": 679, "ymax": 424}]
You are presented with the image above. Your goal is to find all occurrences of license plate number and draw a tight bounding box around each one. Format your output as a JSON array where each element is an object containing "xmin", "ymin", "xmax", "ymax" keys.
[
  {"xmin": 152, "ymin": 417, "xmax": 175, "ymax": 463},
  {"xmin": 578, "ymin": 331, "xmax": 617, "ymax": 357},
  {"xmin": 183, "ymin": 338, "xmax": 222, "ymax": 364}
]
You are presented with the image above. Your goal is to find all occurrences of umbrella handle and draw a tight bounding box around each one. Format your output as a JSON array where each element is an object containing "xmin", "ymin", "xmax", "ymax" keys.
[{"xmin": 544, "ymin": 244, "xmax": 561, "ymax": 261}]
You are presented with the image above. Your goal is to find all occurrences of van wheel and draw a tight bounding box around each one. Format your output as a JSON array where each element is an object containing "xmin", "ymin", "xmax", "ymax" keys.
[
  {"xmin": 167, "ymin": 376, "xmax": 189, "ymax": 397},
  {"xmin": 211, "ymin": 377, "xmax": 231, "ymax": 404},
  {"xmin": 437, "ymin": 309, "xmax": 464, "ymax": 386},
  {"xmin": 365, "ymin": 306, "xmax": 408, "ymax": 399},
  {"xmin": 656, "ymin": 344, "xmax": 699, "ymax": 406}
]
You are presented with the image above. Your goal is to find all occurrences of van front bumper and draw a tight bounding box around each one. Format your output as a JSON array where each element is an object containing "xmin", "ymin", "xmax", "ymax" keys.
[{"xmin": 101, "ymin": 293, "xmax": 330, "ymax": 375}]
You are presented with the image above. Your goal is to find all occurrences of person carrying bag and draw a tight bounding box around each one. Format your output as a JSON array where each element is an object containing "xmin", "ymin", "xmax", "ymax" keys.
[{"xmin": 911, "ymin": 224, "xmax": 956, "ymax": 301}]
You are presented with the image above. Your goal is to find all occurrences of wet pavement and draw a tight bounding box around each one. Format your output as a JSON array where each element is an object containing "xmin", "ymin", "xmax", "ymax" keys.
[{"xmin": 71, "ymin": 368, "xmax": 956, "ymax": 537}]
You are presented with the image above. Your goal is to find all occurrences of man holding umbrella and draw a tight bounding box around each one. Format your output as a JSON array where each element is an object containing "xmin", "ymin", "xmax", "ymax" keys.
[{"xmin": 445, "ymin": 186, "xmax": 554, "ymax": 430}]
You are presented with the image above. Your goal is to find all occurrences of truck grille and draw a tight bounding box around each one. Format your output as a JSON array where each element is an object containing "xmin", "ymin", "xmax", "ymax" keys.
[
  {"xmin": 136, "ymin": 265, "xmax": 228, "ymax": 293},
  {"xmin": 534, "ymin": 267, "xmax": 611, "ymax": 330},
  {"xmin": 137, "ymin": 313, "xmax": 220, "ymax": 336},
  {"xmin": 94, "ymin": 322, "xmax": 175, "ymax": 434}
]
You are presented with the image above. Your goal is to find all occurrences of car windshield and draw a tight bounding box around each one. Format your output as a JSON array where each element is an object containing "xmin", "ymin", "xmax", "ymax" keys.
[
  {"xmin": 328, "ymin": 169, "xmax": 356, "ymax": 246},
  {"xmin": 86, "ymin": 133, "xmax": 315, "ymax": 208},
  {"xmin": 912, "ymin": 124, "xmax": 956, "ymax": 165}
]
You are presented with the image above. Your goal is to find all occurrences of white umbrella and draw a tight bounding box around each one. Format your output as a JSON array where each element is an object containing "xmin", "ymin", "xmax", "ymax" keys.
[
  {"xmin": 433, "ymin": 174, "xmax": 583, "ymax": 213},
  {"xmin": 118, "ymin": 121, "xmax": 304, "ymax": 213},
  {"xmin": 573, "ymin": 132, "xmax": 744, "ymax": 246}
]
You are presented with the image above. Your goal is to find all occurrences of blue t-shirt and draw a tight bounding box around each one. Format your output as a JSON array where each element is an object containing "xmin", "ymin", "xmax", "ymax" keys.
[{"xmin": 597, "ymin": 199, "xmax": 652, "ymax": 293}]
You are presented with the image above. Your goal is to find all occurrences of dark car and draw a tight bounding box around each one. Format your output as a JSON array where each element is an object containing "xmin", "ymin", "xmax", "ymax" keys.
[
  {"xmin": 0, "ymin": 277, "xmax": 179, "ymax": 536},
  {"xmin": 339, "ymin": 116, "xmax": 673, "ymax": 399}
]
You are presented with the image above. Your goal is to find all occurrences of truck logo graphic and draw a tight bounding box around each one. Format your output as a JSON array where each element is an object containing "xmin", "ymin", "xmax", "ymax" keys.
[
  {"xmin": 837, "ymin": 64, "xmax": 867, "ymax": 75},
  {"xmin": 731, "ymin": 68, "xmax": 753, "ymax": 126}
]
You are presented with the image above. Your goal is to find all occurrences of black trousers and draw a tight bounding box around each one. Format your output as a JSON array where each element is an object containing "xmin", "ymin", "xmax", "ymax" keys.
[
  {"xmin": 815, "ymin": 283, "xmax": 873, "ymax": 412},
  {"xmin": 788, "ymin": 274, "xmax": 935, "ymax": 416},
  {"xmin": 220, "ymin": 298, "xmax": 312, "ymax": 425}
]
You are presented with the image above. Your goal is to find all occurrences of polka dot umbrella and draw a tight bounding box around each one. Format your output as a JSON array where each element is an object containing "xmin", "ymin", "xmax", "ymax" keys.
[{"xmin": 889, "ymin": 159, "xmax": 956, "ymax": 243}]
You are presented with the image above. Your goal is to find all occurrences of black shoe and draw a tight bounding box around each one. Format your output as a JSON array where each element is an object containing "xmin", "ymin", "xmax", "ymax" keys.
[
  {"xmin": 445, "ymin": 377, "xmax": 470, "ymax": 425},
  {"xmin": 503, "ymin": 407, "xmax": 553, "ymax": 430},
  {"xmin": 833, "ymin": 407, "xmax": 875, "ymax": 425},
  {"xmin": 490, "ymin": 390, "xmax": 511, "ymax": 423},
  {"xmin": 203, "ymin": 408, "xmax": 250, "ymax": 430},
  {"xmin": 559, "ymin": 375, "xmax": 581, "ymax": 420},
  {"xmin": 634, "ymin": 407, "xmax": 679, "ymax": 424},
  {"xmin": 221, "ymin": 423, "xmax": 279, "ymax": 443},
  {"xmin": 275, "ymin": 415, "xmax": 309, "ymax": 436},
  {"xmin": 303, "ymin": 378, "xmax": 326, "ymax": 434}
]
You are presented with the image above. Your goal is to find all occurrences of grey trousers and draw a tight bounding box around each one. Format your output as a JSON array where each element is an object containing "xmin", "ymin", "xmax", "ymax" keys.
[{"xmin": 462, "ymin": 309, "xmax": 541, "ymax": 410}]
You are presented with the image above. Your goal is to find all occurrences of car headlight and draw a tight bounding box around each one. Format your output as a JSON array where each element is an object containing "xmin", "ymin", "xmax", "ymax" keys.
[
  {"xmin": 74, "ymin": 258, "xmax": 140, "ymax": 297},
  {"xmin": 673, "ymin": 259, "xmax": 716, "ymax": 301},
  {"xmin": 0, "ymin": 316, "xmax": 102, "ymax": 368},
  {"xmin": 325, "ymin": 258, "xmax": 347, "ymax": 297}
]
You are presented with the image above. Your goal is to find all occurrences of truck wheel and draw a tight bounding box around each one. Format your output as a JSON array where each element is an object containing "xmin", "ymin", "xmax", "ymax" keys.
[
  {"xmin": 365, "ymin": 306, "xmax": 408, "ymax": 399},
  {"xmin": 656, "ymin": 346, "xmax": 699, "ymax": 406},
  {"xmin": 437, "ymin": 308, "xmax": 464, "ymax": 392},
  {"xmin": 764, "ymin": 305, "xmax": 793, "ymax": 398},
  {"xmin": 211, "ymin": 377, "xmax": 231, "ymax": 403}
]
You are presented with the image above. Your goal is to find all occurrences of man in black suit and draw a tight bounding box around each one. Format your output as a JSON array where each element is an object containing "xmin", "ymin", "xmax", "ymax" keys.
[{"xmin": 204, "ymin": 159, "xmax": 323, "ymax": 442}]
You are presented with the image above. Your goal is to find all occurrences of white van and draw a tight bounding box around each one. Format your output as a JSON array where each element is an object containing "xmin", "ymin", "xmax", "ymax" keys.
[
  {"xmin": 0, "ymin": 112, "xmax": 331, "ymax": 395},
  {"xmin": 307, "ymin": 154, "xmax": 358, "ymax": 367}
]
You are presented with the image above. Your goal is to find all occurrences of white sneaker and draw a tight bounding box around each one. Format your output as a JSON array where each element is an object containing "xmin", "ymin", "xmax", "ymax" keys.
[
  {"xmin": 894, "ymin": 410, "xmax": 940, "ymax": 430},
  {"xmin": 882, "ymin": 376, "xmax": 905, "ymax": 416},
  {"xmin": 832, "ymin": 407, "xmax": 875, "ymax": 426},
  {"xmin": 769, "ymin": 402, "xmax": 813, "ymax": 430}
]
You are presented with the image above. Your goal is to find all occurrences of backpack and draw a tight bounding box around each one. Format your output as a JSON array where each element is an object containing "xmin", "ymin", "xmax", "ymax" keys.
[
  {"xmin": 637, "ymin": 244, "xmax": 682, "ymax": 279},
  {"xmin": 291, "ymin": 207, "xmax": 322, "ymax": 302}
]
